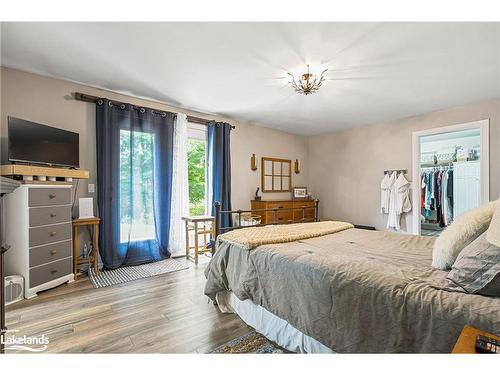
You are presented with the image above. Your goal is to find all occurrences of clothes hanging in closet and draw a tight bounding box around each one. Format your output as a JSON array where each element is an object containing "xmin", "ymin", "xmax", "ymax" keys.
[{"xmin": 420, "ymin": 168, "xmax": 454, "ymax": 228}]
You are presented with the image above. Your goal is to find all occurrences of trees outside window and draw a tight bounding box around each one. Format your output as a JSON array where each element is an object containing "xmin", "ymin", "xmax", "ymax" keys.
[
  {"xmin": 187, "ymin": 138, "xmax": 206, "ymax": 216},
  {"xmin": 119, "ymin": 129, "xmax": 155, "ymax": 242}
]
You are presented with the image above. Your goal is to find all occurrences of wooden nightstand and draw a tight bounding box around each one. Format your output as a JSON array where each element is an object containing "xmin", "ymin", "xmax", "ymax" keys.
[
  {"xmin": 72, "ymin": 217, "xmax": 100, "ymax": 279},
  {"xmin": 452, "ymin": 325, "xmax": 500, "ymax": 353}
]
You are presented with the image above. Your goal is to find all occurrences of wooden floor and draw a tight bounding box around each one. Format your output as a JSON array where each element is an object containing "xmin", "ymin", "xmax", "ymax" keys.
[{"xmin": 5, "ymin": 257, "xmax": 251, "ymax": 353}]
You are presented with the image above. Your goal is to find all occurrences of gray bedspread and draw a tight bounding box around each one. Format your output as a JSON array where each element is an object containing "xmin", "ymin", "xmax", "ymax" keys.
[{"xmin": 204, "ymin": 228, "xmax": 500, "ymax": 353}]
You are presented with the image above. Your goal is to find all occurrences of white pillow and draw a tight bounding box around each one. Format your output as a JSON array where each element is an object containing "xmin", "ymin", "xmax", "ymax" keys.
[
  {"xmin": 486, "ymin": 200, "xmax": 500, "ymax": 247},
  {"xmin": 432, "ymin": 201, "xmax": 497, "ymax": 270}
]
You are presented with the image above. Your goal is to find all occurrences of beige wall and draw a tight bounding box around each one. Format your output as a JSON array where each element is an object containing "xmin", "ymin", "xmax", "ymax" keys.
[
  {"xmin": 308, "ymin": 97, "xmax": 500, "ymax": 231},
  {"xmin": 2, "ymin": 67, "xmax": 498, "ymax": 237},
  {"xmin": 0, "ymin": 67, "xmax": 308, "ymax": 251}
]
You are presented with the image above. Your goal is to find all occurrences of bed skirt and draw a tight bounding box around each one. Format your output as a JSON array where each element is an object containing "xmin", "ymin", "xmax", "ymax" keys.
[{"xmin": 215, "ymin": 291, "xmax": 334, "ymax": 354}]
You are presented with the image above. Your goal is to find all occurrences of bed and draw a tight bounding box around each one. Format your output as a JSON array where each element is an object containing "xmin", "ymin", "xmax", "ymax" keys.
[{"xmin": 204, "ymin": 207, "xmax": 500, "ymax": 353}]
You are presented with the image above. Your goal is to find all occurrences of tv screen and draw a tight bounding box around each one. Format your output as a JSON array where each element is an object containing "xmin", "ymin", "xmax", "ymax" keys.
[{"xmin": 8, "ymin": 117, "xmax": 79, "ymax": 168}]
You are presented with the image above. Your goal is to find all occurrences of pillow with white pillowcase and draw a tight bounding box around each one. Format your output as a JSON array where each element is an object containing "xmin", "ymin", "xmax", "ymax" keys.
[{"xmin": 432, "ymin": 200, "xmax": 497, "ymax": 270}]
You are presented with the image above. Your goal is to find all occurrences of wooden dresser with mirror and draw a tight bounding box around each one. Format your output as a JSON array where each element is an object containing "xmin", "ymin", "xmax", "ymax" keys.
[{"xmin": 251, "ymin": 199, "xmax": 317, "ymax": 225}]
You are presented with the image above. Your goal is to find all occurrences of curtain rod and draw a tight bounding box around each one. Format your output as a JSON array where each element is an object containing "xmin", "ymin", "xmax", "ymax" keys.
[{"xmin": 73, "ymin": 92, "xmax": 235, "ymax": 129}]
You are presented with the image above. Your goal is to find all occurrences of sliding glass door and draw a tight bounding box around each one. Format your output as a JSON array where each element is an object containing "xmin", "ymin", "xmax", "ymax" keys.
[{"xmin": 119, "ymin": 129, "xmax": 156, "ymax": 243}]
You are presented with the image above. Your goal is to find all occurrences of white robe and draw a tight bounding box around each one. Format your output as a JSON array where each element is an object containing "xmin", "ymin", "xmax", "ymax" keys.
[
  {"xmin": 380, "ymin": 172, "xmax": 395, "ymax": 214},
  {"xmin": 387, "ymin": 172, "xmax": 412, "ymax": 230}
]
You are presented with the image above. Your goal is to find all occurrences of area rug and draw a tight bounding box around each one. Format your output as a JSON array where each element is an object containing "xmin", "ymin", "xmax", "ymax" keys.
[
  {"xmin": 88, "ymin": 258, "xmax": 188, "ymax": 288},
  {"xmin": 209, "ymin": 331, "xmax": 289, "ymax": 354}
]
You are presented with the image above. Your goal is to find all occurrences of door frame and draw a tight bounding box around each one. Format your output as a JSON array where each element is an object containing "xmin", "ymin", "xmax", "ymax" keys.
[{"xmin": 411, "ymin": 119, "xmax": 490, "ymax": 235}]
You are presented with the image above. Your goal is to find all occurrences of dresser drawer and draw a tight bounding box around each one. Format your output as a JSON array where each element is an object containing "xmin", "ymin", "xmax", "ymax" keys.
[
  {"xmin": 293, "ymin": 208, "xmax": 315, "ymax": 222},
  {"xmin": 29, "ymin": 206, "xmax": 71, "ymax": 227},
  {"xmin": 29, "ymin": 240, "xmax": 72, "ymax": 268},
  {"xmin": 29, "ymin": 188, "xmax": 72, "ymax": 207},
  {"xmin": 292, "ymin": 200, "xmax": 315, "ymax": 208},
  {"xmin": 29, "ymin": 223, "xmax": 72, "ymax": 247},
  {"xmin": 266, "ymin": 211, "xmax": 293, "ymax": 224},
  {"xmin": 29, "ymin": 258, "xmax": 72, "ymax": 288},
  {"xmin": 266, "ymin": 202, "xmax": 293, "ymax": 210}
]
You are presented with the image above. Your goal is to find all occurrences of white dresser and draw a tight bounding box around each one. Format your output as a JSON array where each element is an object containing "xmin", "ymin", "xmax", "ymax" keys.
[{"xmin": 4, "ymin": 184, "xmax": 74, "ymax": 299}]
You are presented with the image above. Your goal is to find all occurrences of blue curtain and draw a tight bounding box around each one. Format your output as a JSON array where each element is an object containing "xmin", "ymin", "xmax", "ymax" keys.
[
  {"xmin": 96, "ymin": 99, "xmax": 174, "ymax": 269},
  {"xmin": 208, "ymin": 121, "xmax": 232, "ymax": 228}
]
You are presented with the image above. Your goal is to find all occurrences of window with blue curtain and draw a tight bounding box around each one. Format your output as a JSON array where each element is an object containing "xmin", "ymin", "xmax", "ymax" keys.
[{"xmin": 96, "ymin": 99, "xmax": 175, "ymax": 269}]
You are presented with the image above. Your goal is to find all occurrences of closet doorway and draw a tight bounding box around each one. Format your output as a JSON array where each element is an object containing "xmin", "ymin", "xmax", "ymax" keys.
[{"xmin": 411, "ymin": 120, "xmax": 489, "ymax": 236}]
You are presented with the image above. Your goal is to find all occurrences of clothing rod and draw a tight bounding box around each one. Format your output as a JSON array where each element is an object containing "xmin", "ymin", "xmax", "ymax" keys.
[
  {"xmin": 73, "ymin": 92, "xmax": 235, "ymax": 129},
  {"xmin": 421, "ymin": 165, "xmax": 454, "ymax": 169},
  {"xmin": 420, "ymin": 162, "xmax": 454, "ymax": 168}
]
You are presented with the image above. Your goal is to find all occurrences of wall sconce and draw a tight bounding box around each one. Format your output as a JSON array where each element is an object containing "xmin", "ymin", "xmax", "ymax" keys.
[
  {"xmin": 294, "ymin": 159, "xmax": 301, "ymax": 174},
  {"xmin": 251, "ymin": 154, "xmax": 257, "ymax": 171}
]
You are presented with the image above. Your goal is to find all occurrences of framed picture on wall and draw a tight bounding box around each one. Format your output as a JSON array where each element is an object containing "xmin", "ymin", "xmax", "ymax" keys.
[{"xmin": 292, "ymin": 186, "xmax": 308, "ymax": 200}]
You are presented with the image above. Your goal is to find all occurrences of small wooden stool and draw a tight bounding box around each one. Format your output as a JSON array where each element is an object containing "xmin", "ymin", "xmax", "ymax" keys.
[
  {"xmin": 72, "ymin": 217, "xmax": 101, "ymax": 279},
  {"xmin": 181, "ymin": 216, "xmax": 214, "ymax": 264}
]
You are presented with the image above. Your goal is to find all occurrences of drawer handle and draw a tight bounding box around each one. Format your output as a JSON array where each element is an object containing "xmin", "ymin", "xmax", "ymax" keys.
[
  {"xmin": 50, "ymin": 231, "xmax": 57, "ymax": 236},
  {"xmin": 50, "ymin": 270, "xmax": 58, "ymax": 275},
  {"xmin": 50, "ymin": 250, "xmax": 58, "ymax": 255},
  {"xmin": 49, "ymin": 193, "xmax": 57, "ymax": 199},
  {"xmin": 278, "ymin": 206, "xmax": 284, "ymax": 209},
  {"xmin": 50, "ymin": 213, "xmax": 57, "ymax": 218}
]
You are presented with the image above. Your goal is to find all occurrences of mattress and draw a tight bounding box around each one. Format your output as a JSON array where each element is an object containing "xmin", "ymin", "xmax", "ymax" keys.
[{"xmin": 205, "ymin": 228, "xmax": 500, "ymax": 353}]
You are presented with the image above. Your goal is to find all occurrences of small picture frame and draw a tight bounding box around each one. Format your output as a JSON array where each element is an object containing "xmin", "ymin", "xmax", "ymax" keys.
[{"xmin": 292, "ymin": 187, "xmax": 308, "ymax": 200}]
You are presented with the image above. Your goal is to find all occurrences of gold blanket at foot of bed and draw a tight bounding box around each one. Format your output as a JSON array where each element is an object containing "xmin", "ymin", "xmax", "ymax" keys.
[{"xmin": 218, "ymin": 221, "xmax": 354, "ymax": 250}]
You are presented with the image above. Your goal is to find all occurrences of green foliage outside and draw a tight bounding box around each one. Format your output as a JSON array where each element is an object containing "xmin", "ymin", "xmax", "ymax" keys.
[
  {"xmin": 119, "ymin": 131, "xmax": 207, "ymax": 225},
  {"xmin": 187, "ymin": 139, "xmax": 207, "ymax": 215},
  {"xmin": 119, "ymin": 130, "xmax": 155, "ymax": 225}
]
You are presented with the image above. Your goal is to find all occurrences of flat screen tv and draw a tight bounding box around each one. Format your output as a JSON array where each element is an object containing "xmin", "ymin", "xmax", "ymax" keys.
[{"xmin": 8, "ymin": 117, "xmax": 80, "ymax": 168}]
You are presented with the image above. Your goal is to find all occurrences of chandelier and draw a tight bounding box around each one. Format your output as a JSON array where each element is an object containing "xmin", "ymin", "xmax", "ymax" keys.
[{"xmin": 287, "ymin": 64, "xmax": 328, "ymax": 95}]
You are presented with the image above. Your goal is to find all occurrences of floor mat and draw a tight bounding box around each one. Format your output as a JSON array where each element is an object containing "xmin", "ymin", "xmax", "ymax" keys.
[{"xmin": 88, "ymin": 258, "xmax": 188, "ymax": 288}]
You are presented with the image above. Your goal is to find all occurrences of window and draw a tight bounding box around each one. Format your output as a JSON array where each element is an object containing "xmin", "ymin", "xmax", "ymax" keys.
[
  {"xmin": 187, "ymin": 123, "xmax": 208, "ymax": 216},
  {"xmin": 119, "ymin": 129, "xmax": 156, "ymax": 243}
]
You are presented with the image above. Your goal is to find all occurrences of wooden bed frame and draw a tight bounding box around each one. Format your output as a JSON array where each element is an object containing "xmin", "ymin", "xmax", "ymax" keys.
[{"xmin": 212, "ymin": 200, "xmax": 320, "ymax": 252}]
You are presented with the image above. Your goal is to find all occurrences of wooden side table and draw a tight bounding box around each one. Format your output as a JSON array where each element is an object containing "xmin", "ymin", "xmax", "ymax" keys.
[
  {"xmin": 181, "ymin": 216, "xmax": 214, "ymax": 264},
  {"xmin": 452, "ymin": 325, "xmax": 500, "ymax": 353},
  {"xmin": 72, "ymin": 217, "xmax": 101, "ymax": 279}
]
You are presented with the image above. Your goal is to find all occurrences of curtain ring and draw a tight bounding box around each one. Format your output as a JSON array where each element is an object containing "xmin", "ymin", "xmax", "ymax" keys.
[
  {"xmin": 120, "ymin": 104, "xmax": 126, "ymax": 110},
  {"xmin": 108, "ymin": 101, "xmax": 113, "ymax": 107},
  {"xmin": 97, "ymin": 99, "xmax": 103, "ymax": 105},
  {"xmin": 161, "ymin": 112, "xmax": 166, "ymax": 118},
  {"xmin": 140, "ymin": 108, "xmax": 146, "ymax": 114}
]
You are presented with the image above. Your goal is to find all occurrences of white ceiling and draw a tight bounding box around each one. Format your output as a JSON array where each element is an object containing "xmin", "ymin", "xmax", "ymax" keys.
[{"xmin": 1, "ymin": 22, "xmax": 499, "ymax": 135}]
